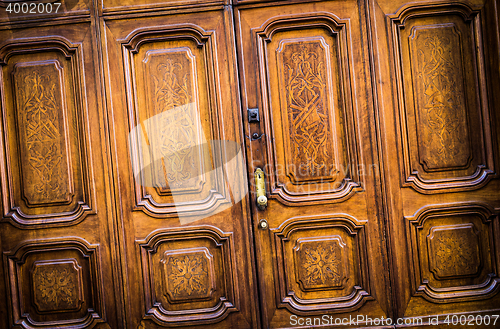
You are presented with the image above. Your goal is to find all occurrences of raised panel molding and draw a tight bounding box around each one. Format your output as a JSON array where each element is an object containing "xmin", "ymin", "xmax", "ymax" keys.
[
  {"xmin": 122, "ymin": 25, "xmax": 232, "ymax": 217},
  {"xmin": 0, "ymin": 36, "xmax": 95, "ymax": 227},
  {"xmin": 3, "ymin": 237, "xmax": 105, "ymax": 328},
  {"xmin": 406, "ymin": 203, "xmax": 500, "ymax": 303},
  {"xmin": 388, "ymin": 3, "xmax": 496, "ymax": 193},
  {"xmin": 271, "ymin": 214, "xmax": 372, "ymax": 314},
  {"xmin": 255, "ymin": 13, "xmax": 362, "ymax": 205},
  {"xmin": 277, "ymin": 37, "xmax": 339, "ymax": 184},
  {"xmin": 136, "ymin": 226, "xmax": 239, "ymax": 325},
  {"xmin": 410, "ymin": 24, "xmax": 471, "ymax": 170}
]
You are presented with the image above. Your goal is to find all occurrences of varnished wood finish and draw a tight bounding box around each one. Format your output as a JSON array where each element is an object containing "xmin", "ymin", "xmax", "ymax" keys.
[
  {"xmin": 0, "ymin": 0, "xmax": 499, "ymax": 328},
  {"xmin": 101, "ymin": 5, "xmax": 258, "ymax": 328},
  {"xmin": 368, "ymin": 0, "xmax": 500, "ymax": 322},
  {"xmin": 235, "ymin": 1, "xmax": 392, "ymax": 327},
  {"xmin": 0, "ymin": 21, "xmax": 119, "ymax": 328}
]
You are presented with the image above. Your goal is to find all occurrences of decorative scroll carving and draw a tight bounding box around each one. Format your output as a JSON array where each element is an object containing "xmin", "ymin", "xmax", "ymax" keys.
[
  {"xmin": 162, "ymin": 248, "xmax": 214, "ymax": 302},
  {"xmin": 32, "ymin": 259, "xmax": 83, "ymax": 312},
  {"xmin": 13, "ymin": 61, "xmax": 71, "ymax": 205},
  {"xmin": 145, "ymin": 50, "xmax": 203, "ymax": 193},
  {"xmin": 411, "ymin": 24, "xmax": 469, "ymax": 170},
  {"xmin": 294, "ymin": 237, "xmax": 346, "ymax": 290},
  {"xmin": 279, "ymin": 41, "xmax": 336, "ymax": 182},
  {"xmin": 427, "ymin": 224, "xmax": 480, "ymax": 279},
  {"xmin": 153, "ymin": 58, "xmax": 191, "ymax": 109}
]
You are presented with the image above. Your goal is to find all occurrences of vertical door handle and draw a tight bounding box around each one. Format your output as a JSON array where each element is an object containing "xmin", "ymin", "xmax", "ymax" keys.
[{"xmin": 254, "ymin": 168, "xmax": 267, "ymax": 210}]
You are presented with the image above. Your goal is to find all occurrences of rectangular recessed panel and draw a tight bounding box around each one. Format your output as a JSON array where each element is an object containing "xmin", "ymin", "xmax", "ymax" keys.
[
  {"xmin": 126, "ymin": 34, "xmax": 233, "ymax": 217},
  {"xmin": 277, "ymin": 38, "xmax": 338, "ymax": 183},
  {"xmin": 393, "ymin": 9, "xmax": 495, "ymax": 191},
  {"xmin": 259, "ymin": 22, "xmax": 361, "ymax": 203},
  {"xmin": 2, "ymin": 49, "xmax": 94, "ymax": 226},
  {"xmin": 13, "ymin": 61, "xmax": 72, "ymax": 205},
  {"xmin": 427, "ymin": 223, "xmax": 481, "ymax": 279},
  {"xmin": 409, "ymin": 24, "xmax": 470, "ymax": 170},
  {"xmin": 272, "ymin": 215, "xmax": 371, "ymax": 313},
  {"xmin": 406, "ymin": 205, "xmax": 499, "ymax": 303},
  {"xmin": 143, "ymin": 48, "xmax": 205, "ymax": 194}
]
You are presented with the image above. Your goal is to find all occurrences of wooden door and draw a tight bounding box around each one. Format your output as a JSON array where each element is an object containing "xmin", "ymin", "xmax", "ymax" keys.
[
  {"xmin": 1, "ymin": 0, "xmax": 500, "ymax": 327},
  {"xmin": 368, "ymin": 0, "xmax": 500, "ymax": 324},
  {"xmin": 0, "ymin": 9, "xmax": 122, "ymax": 329},
  {"xmin": 235, "ymin": 1, "xmax": 392, "ymax": 327},
  {"xmin": 100, "ymin": 4, "xmax": 259, "ymax": 328}
]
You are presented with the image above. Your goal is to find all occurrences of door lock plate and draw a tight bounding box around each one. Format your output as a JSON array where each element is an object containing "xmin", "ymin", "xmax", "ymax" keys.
[{"xmin": 248, "ymin": 108, "xmax": 259, "ymax": 122}]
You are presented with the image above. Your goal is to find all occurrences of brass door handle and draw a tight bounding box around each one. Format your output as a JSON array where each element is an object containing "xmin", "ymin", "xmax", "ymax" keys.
[{"xmin": 254, "ymin": 168, "xmax": 267, "ymax": 210}]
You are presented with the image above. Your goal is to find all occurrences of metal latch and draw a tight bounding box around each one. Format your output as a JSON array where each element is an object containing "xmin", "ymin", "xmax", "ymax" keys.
[{"xmin": 254, "ymin": 168, "xmax": 267, "ymax": 210}]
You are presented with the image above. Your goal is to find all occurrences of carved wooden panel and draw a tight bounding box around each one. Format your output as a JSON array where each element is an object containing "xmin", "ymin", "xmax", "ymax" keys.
[
  {"xmin": 256, "ymin": 14, "xmax": 361, "ymax": 205},
  {"xmin": 31, "ymin": 259, "xmax": 83, "ymax": 313},
  {"xmin": 123, "ymin": 26, "xmax": 231, "ymax": 217},
  {"xmin": 3, "ymin": 238, "xmax": 105, "ymax": 328},
  {"xmin": 13, "ymin": 61, "xmax": 72, "ymax": 205},
  {"xmin": 294, "ymin": 236, "xmax": 348, "ymax": 291},
  {"xmin": 427, "ymin": 224, "xmax": 481, "ymax": 279},
  {"xmin": 161, "ymin": 247, "xmax": 215, "ymax": 302},
  {"xmin": 406, "ymin": 204, "xmax": 500, "ymax": 303},
  {"xmin": 389, "ymin": 4, "xmax": 495, "ymax": 192},
  {"xmin": 137, "ymin": 227, "xmax": 239, "ymax": 325},
  {"xmin": 0, "ymin": 37, "xmax": 94, "ymax": 227},
  {"xmin": 277, "ymin": 39, "xmax": 338, "ymax": 183},
  {"xmin": 144, "ymin": 48, "xmax": 204, "ymax": 195},
  {"xmin": 271, "ymin": 215, "xmax": 372, "ymax": 313},
  {"xmin": 410, "ymin": 25, "xmax": 470, "ymax": 170}
]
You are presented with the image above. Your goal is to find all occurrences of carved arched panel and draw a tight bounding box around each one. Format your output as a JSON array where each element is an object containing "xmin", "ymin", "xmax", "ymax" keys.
[
  {"xmin": 388, "ymin": 3, "xmax": 496, "ymax": 192},
  {"xmin": 255, "ymin": 14, "xmax": 362, "ymax": 205},
  {"xmin": 0, "ymin": 37, "xmax": 95, "ymax": 227},
  {"xmin": 122, "ymin": 26, "xmax": 231, "ymax": 217}
]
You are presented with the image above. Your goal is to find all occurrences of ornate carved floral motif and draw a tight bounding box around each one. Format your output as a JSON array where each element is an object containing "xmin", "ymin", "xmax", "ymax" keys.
[
  {"xmin": 281, "ymin": 41, "xmax": 335, "ymax": 181},
  {"xmin": 427, "ymin": 224, "xmax": 480, "ymax": 279},
  {"xmin": 163, "ymin": 250, "xmax": 212, "ymax": 301},
  {"xmin": 31, "ymin": 260, "xmax": 82, "ymax": 312},
  {"xmin": 295, "ymin": 238, "xmax": 345, "ymax": 290},
  {"xmin": 412, "ymin": 25, "xmax": 469, "ymax": 169}
]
